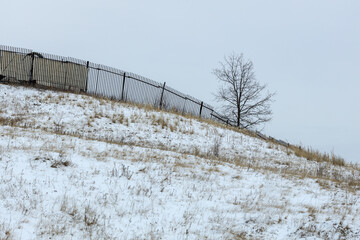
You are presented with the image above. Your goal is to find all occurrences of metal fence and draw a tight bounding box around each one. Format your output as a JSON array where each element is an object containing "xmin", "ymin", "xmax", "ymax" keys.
[
  {"xmin": 0, "ymin": 44, "xmax": 235, "ymax": 125},
  {"xmin": 0, "ymin": 44, "xmax": 295, "ymax": 148}
]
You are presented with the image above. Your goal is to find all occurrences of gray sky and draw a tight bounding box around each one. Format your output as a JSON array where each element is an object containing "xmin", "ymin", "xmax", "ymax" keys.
[{"xmin": 2, "ymin": 0, "xmax": 360, "ymax": 163}]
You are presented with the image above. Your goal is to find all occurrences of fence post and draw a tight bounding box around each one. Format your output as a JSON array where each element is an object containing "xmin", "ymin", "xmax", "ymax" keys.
[
  {"xmin": 29, "ymin": 53, "xmax": 35, "ymax": 84},
  {"xmin": 159, "ymin": 82, "xmax": 166, "ymax": 109},
  {"xmin": 199, "ymin": 101, "xmax": 203, "ymax": 117},
  {"xmin": 85, "ymin": 61, "xmax": 89, "ymax": 92},
  {"xmin": 27, "ymin": 52, "xmax": 43, "ymax": 85},
  {"xmin": 121, "ymin": 72, "xmax": 126, "ymax": 101},
  {"xmin": 63, "ymin": 60, "xmax": 68, "ymax": 90}
]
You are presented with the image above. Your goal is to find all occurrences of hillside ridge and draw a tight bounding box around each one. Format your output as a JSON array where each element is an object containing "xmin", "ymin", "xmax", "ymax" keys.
[{"xmin": 1, "ymin": 83, "xmax": 360, "ymax": 239}]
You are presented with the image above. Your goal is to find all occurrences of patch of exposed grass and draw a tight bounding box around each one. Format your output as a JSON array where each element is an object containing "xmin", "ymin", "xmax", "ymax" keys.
[
  {"xmin": 0, "ymin": 116, "xmax": 24, "ymax": 126},
  {"xmin": 291, "ymin": 146, "xmax": 345, "ymax": 167}
]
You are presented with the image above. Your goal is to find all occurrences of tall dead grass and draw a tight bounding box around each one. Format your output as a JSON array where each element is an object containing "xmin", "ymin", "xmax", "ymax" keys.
[{"xmin": 290, "ymin": 146, "xmax": 346, "ymax": 167}]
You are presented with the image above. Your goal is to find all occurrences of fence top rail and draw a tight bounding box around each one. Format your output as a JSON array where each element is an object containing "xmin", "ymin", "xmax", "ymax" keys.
[
  {"xmin": 87, "ymin": 62, "xmax": 162, "ymax": 88},
  {"xmin": 66, "ymin": 56, "xmax": 87, "ymax": 66},
  {"xmin": 202, "ymin": 103, "xmax": 213, "ymax": 111},
  {"xmin": 126, "ymin": 71, "xmax": 162, "ymax": 88},
  {"xmin": 210, "ymin": 111, "xmax": 237, "ymax": 125},
  {"xmin": 36, "ymin": 51, "xmax": 88, "ymax": 66},
  {"xmin": 89, "ymin": 63, "xmax": 125, "ymax": 75}
]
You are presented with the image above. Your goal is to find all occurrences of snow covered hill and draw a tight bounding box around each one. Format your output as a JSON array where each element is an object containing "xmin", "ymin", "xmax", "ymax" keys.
[{"xmin": 0, "ymin": 83, "xmax": 359, "ymax": 239}]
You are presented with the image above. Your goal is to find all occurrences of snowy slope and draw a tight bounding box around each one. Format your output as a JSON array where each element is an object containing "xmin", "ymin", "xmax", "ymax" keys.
[{"xmin": 0, "ymin": 84, "xmax": 359, "ymax": 239}]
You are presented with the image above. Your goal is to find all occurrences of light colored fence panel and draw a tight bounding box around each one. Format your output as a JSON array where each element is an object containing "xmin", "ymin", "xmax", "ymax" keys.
[
  {"xmin": 33, "ymin": 58, "xmax": 66, "ymax": 89},
  {"xmin": 0, "ymin": 51, "xmax": 32, "ymax": 81},
  {"xmin": 64, "ymin": 62, "xmax": 88, "ymax": 91},
  {"xmin": 33, "ymin": 58, "xmax": 87, "ymax": 91}
]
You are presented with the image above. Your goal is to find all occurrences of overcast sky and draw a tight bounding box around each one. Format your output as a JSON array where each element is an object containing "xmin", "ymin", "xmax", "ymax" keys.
[{"xmin": 2, "ymin": 0, "xmax": 359, "ymax": 163}]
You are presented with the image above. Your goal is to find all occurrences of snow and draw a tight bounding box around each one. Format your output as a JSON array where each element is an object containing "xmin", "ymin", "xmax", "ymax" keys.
[{"xmin": 0, "ymin": 84, "xmax": 359, "ymax": 239}]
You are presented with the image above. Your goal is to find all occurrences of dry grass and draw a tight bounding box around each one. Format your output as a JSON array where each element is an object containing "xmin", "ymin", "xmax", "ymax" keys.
[
  {"xmin": 3, "ymin": 79, "xmax": 360, "ymax": 240},
  {"xmin": 152, "ymin": 115, "xmax": 168, "ymax": 129},
  {"xmin": 0, "ymin": 222, "xmax": 13, "ymax": 240},
  {"xmin": 2, "ymin": 112, "xmax": 358, "ymax": 192},
  {"xmin": 2, "ymin": 83, "xmax": 358, "ymax": 191},
  {"xmin": 290, "ymin": 146, "xmax": 346, "ymax": 167},
  {"xmin": 112, "ymin": 113, "xmax": 126, "ymax": 124},
  {"xmin": 50, "ymin": 158, "xmax": 71, "ymax": 168},
  {"xmin": 0, "ymin": 116, "xmax": 24, "ymax": 127},
  {"xmin": 0, "ymin": 83, "xmax": 280, "ymax": 145}
]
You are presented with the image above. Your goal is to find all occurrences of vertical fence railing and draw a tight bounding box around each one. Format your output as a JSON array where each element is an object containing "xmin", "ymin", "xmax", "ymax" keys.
[{"xmin": 0, "ymin": 44, "xmax": 235, "ymax": 126}]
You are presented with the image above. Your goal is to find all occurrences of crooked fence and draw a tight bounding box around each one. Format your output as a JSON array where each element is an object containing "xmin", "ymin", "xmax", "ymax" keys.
[
  {"xmin": 0, "ymin": 45, "xmax": 234, "ymax": 126},
  {"xmin": 0, "ymin": 44, "xmax": 295, "ymax": 148}
]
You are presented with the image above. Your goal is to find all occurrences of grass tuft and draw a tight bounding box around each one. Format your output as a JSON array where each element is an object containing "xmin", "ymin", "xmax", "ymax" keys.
[
  {"xmin": 291, "ymin": 146, "xmax": 345, "ymax": 167},
  {"xmin": 50, "ymin": 153, "xmax": 71, "ymax": 168}
]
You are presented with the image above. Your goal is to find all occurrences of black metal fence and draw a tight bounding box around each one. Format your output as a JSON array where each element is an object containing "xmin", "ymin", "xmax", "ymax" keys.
[
  {"xmin": 0, "ymin": 44, "xmax": 236, "ymax": 126},
  {"xmin": 0, "ymin": 44, "xmax": 296, "ymax": 148}
]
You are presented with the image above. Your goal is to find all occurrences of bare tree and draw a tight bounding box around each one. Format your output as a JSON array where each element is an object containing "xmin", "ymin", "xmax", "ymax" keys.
[{"xmin": 213, "ymin": 53, "xmax": 275, "ymax": 129}]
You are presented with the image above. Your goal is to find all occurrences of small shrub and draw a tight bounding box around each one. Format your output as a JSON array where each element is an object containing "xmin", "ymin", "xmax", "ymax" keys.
[
  {"xmin": 110, "ymin": 163, "xmax": 133, "ymax": 180},
  {"xmin": 51, "ymin": 153, "xmax": 71, "ymax": 168},
  {"xmin": 84, "ymin": 205, "xmax": 99, "ymax": 227},
  {"xmin": 60, "ymin": 195, "xmax": 80, "ymax": 220}
]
